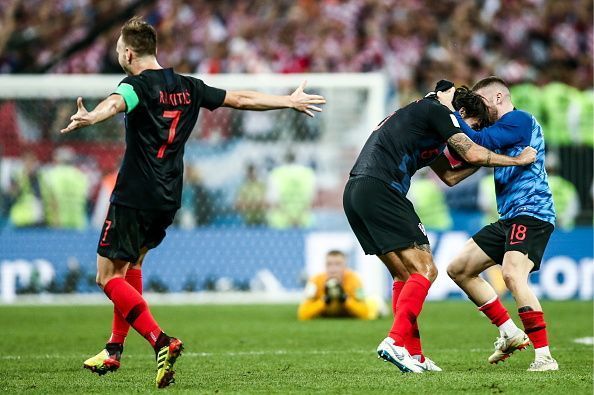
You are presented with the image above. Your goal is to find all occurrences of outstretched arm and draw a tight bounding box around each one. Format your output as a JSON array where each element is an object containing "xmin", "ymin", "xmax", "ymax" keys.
[
  {"xmin": 447, "ymin": 133, "xmax": 536, "ymax": 167},
  {"xmin": 222, "ymin": 81, "xmax": 326, "ymax": 117},
  {"xmin": 430, "ymin": 154, "xmax": 480, "ymax": 187},
  {"xmin": 60, "ymin": 95, "xmax": 125, "ymax": 134}
]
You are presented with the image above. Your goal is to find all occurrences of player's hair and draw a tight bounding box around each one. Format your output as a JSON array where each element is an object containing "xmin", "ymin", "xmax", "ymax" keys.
[
  {"xmin": 453, "ymin": 86, "xmax": 491, "ymax": 129},
  {"xmin": 326, "ymin": 250, "xmax": 346, "ymax": 258},
  {"xmin": 472, "ymin": 76, "xmax": 509, "ymax": 92},
  {"xmin": 121, "ymin": 16, "xmax": 157, "ymax": 56}
]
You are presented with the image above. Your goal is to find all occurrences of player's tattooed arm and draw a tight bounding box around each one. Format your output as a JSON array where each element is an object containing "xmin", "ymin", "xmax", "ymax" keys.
[
  {"xmin": 448, "ymin": 133, "xmax": 473, "ymax": 157},
  {"xmin": 447, "ymin": 133, "xmax": 536, "ymax": 167},
  {"xmin": 61, "ymin": 95, "xmax": 125, "ymax": 134},
  {"xmin": 430, "ymin": 154, "xmax": 479, "ymax": 187}
]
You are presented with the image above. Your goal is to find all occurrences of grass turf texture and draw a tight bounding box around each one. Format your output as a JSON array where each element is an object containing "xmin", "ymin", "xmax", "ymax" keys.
[{"xmin": 0, "ymin": 301, "xmax": 591, "ymax": 394}]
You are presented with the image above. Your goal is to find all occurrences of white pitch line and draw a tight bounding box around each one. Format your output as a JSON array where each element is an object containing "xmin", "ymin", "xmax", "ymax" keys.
[
  {"xmin": 0, "ymin": 348, "xmax": 495, "ymax": 361},
  {"xmin": 4, "ymin": 344, "xmax": 588, "ymax": 362},
  {"xmin": 573, "ymin": 337, "xmax": 594, "ymax": 345},
  {"xmin": 0, "ymin": 350, "xmax": 362, "ymax": 360}
]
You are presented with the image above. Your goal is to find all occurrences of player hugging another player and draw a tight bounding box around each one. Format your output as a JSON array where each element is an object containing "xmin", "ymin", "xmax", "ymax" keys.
[{"xmin": 343, "ymin": 79, "xmax": 537, "ymax": 373}]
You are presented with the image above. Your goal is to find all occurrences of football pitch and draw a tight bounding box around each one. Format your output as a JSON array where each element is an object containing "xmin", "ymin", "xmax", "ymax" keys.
[{"xmin": 1, "ymin": 301, "xmax": 592, "ymax": 394}]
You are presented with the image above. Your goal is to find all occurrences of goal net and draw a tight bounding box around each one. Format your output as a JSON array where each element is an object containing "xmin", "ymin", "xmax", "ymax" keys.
[{"xmin": 0, "ymin": 73, "xmax": 389, "ymax": 303}]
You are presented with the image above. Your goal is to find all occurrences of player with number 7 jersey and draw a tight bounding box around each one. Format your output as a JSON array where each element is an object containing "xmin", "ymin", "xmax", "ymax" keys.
[
  {"xmin": 60, "ymin": 16, "xmax": 325, "ymax": 389},
  {"xmin": 110, "ymin": 69, "xmax": 225, "ymax": 211}
]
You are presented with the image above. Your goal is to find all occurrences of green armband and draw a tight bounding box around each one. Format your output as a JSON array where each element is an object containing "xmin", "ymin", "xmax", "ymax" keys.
[{"xmin": 114, "ymin": 83, "xmax": 139, "ymax": 113}]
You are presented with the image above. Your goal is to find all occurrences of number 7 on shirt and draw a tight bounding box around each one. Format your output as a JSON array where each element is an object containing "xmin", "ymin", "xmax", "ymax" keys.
[{"xmin": 157, "ymin": 110, "xmax": 181, "ymax": 159}]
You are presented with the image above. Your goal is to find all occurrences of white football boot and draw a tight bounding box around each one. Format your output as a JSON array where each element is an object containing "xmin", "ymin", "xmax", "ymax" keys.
[
  {"xmin": 488, "ymin": 330, "xmax": 530, "ymax": 364},
  {"xmin": 377, "ymin": 337, "xmax": 424, "ymax": 373},
  {"xmin": 527, "ymin": 356, "xmax": 559, "ymax": 372},
  {"xmin": 412, "ymin": 356, "xmax": 443, "ymax": 372}
]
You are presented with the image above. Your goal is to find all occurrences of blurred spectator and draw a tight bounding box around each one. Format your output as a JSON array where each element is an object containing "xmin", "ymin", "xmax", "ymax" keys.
[
  {"xmin": 546, "ymin": 153, "xmax": 580, "ymax": 229},
  {"xmin": 235, "ymin": 163, "xmax": 267, "ymax": 226},
  {"xmin": 176, "ymin": 165, "xmax": 214, "ymax": 228},
  {"xmin": 90, "ymin": 168, "xmax": 118, "ymax": 229},
  {"xmin": 8, "ymin": 151, "xmax": 43, "ymax": 227},
  {"xmin": 0, "ymin": 1, "xmax": 590, "ymax": 92},
  {"xmin": 0, "ymin": 0, "xmax": 19, "ymax": 60},
  {"xmin": 477, "ymin": 169, "xmax": 499, "ymax": 225},
  {"xmin": 408, "ymin": 169, "xmax": 453, "ymax": 231},
  {"xmin": 40, "ymin": 147, "xmax": 89, "ymax": 229},
  {"xmin": 267, "ymin": 151, "xmax": 316, "ymax": 229},
  {"xmin": 298, "ymin": 250, "xmax": 379, "ymax": 320}
]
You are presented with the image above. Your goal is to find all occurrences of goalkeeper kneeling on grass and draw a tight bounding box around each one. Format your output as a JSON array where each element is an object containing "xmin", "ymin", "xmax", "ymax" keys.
[{"xmin": 298, "ymin": 250, "xmax": 379, "ymax": 320}]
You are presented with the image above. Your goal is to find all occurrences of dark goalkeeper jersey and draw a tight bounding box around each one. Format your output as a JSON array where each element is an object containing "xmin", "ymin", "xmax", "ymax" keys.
[
  {"xmin": 350, "ymin": 96, "xmax": 462, "ymax": 195},
  {"xmin": 110, "ymin": 68, "xmax": 226, "ymax": 210}
]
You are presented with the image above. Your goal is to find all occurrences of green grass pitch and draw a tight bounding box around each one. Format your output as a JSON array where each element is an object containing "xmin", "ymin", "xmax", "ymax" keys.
[{"xmin": 1, "ymin": 301, "xmax": 592, "ymax": 394}]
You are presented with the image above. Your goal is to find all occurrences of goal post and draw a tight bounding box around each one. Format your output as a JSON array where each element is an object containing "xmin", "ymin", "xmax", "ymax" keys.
[
  {"xmin": 0, "ymin": 72, "xmax": 387, "ymax": 145},
  {"xmin": 0, "ymin": 73, "xmax": 389, "ymax": 304}
]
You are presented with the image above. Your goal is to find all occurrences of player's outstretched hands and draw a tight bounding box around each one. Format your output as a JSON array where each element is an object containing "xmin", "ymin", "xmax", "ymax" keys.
[
  {"xmin": 516, "ymin": 146, "xmax": 537, "ymax": 165},
  {"xmin": 289, "ymin": 81, "xmax": 326, "ymax": 117},
  {"xmin": 60, "ymin": 97, "xmax": 92, "ymax": 134}
]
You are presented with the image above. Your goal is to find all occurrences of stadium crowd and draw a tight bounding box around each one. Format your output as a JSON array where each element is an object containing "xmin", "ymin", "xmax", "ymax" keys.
[
  {"xmin": 0, "ymin": 0, "xmax": 591, "ymax": 229},
  {"xmin": 1, "ymin": 144, "xmax": 583, "ymax": 232},
  {"xmin": 1, "ymin": 146, "xmax": 322, "ymax": 230},
  {"xmin": 0, "ymin": 0, "xmax": 592, "ymax": 94}
]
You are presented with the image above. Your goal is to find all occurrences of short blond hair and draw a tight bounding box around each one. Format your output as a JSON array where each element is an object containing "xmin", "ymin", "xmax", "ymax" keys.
[
  {"xmin": 121, "ymin": 16, "xmax": 157, "ymax": 56},
  {"xmin": 472, "ymin": 76, "xmax": 509, "ymax": 92},
  {"xmin": 326, "ymin": 250, "xmax": 346, "ymax": 258}
]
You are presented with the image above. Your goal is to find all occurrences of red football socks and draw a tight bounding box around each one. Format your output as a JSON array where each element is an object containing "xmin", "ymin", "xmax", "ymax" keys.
[
  {"xmin": 519, "ymin": 310, "xmax": 548, "ymax": 349},
  {"xmin": 389, "ymin": 274, "xmax": 431, "ymax": 347},
  {"xmin": 391, "ymin": 280, "xmax": 405, "ymax": 316},
  {"xmin": 108, "ymin": 268, "xmax": 143, "ymax": 344},
  {"xmin": 103, "ymin": 277, "xmax": 162, "ymax": 347},
  {"xmin": 478, "ymin": 297, "xmax": 511, "ymax": 327},
  {"xmin": 392, "ymin": 280, "xmax": 424, "ymax": 360},
  {"xmin": 407, "ymin": 321, "xmax": 423, "ymax": 360}
]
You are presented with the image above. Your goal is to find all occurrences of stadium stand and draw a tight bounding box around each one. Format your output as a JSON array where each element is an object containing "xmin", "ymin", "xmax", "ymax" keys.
[{"xmin": 0, "ymin": 0, "xmax": 591, "ymax": 300}]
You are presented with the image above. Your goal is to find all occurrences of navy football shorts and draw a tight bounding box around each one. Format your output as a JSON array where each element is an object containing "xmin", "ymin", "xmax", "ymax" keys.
[
  {"xmin": 472, "ymin": 215, "xmax": 554, "ymax": 271},
  {"xmin": 343, "ymin": 175, "xmax": 430, "ymax": 255}
]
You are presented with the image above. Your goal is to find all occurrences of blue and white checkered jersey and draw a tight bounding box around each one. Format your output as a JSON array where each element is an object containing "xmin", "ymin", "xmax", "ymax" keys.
[{"xmin": 455, "ymin": 109, "xmax": 556, "ymax": 224}]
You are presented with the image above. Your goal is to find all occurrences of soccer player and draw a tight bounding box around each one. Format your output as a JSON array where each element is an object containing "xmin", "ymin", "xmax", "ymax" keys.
[
  {"xmin": 298, "ymin": 250, "xmax": 379, "ymax": 320},
  {"xmin": 343, "ymin": 80, "xmax": 537, "ymax": 373},
  {"xmin": 60, "ymin": 17, "xmax": 325, "ymax": 388},
  {"xmin": 447, "ymin": 76, "xmax": 558, "ymax": 372}
]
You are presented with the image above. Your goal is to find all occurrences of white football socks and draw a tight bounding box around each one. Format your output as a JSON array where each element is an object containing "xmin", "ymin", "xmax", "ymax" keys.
[
  {"xmin": 535, "ymin": 346, "xmax": 551, "ymax": 358},
  {"xmin": 498, "ymin": 318, "xmax": 521, "ymax": 338}
]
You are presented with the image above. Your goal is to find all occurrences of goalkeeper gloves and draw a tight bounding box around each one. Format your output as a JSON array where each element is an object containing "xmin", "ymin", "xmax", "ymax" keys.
[{"xmin": 324, "ymin": 278, "xmax": 347, "ymax": 304}]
